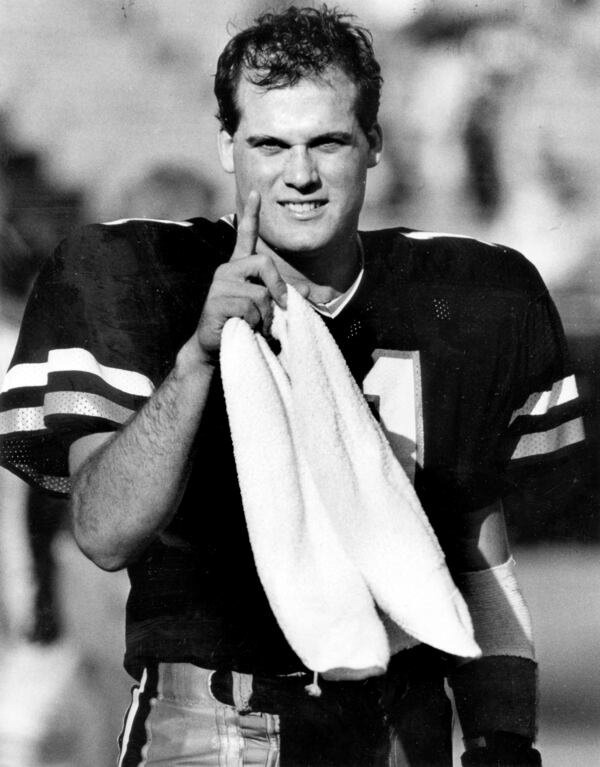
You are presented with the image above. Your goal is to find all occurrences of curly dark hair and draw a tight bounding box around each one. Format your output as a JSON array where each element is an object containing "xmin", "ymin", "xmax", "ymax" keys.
[{"xmin": 214, "ymin": 5, "xmax": 383, "ymax": 136}]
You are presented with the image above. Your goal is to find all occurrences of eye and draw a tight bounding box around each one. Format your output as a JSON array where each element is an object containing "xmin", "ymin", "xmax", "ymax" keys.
[
  {"xmin": 255, "ymin": 139, "xmax": 286, "ymax": 155},
  {"xmin": 312, "ymin": 137, "xmax": 348, "ymax": 153}
]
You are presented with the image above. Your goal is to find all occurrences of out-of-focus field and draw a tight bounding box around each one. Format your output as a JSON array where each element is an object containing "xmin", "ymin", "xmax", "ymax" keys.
[
  {"xmin": 516, "ymin": 545, "xmax": 600, "ymax": 766},
  {"xmin": 0, "ymin": 535, "xmax": 597, "ymax": 766}
]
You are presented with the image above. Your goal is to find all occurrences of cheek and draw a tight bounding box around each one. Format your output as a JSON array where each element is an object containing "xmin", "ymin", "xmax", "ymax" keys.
[
  {"xmin": 335, "ymin": 171, "xmax": 368, "ymax": 209},
  {"xmin": 233, "ymin": 153, "xmax": 258, "ymax": 189},
  {"xmin": 326, "ymin": 156, "xmax": 368, "ymax": 190},
  {"xmin": 235, "ymin": 153, "xmax": 278, "ymax": 184}
]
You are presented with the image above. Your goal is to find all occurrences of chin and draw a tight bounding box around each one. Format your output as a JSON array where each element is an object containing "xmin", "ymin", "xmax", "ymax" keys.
[
  {"xmin": 266, "ymin": 228, "xmax": 331, "ymax": 256},
  {"xmin": 273, "ymin": 239, "xmax": 325, "ymax": 257}
]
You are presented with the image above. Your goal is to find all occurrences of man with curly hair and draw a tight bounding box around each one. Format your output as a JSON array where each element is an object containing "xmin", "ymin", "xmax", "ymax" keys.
[{"xmin": 0, "ymin": 5, "xmax": 583, "ymax": 766}]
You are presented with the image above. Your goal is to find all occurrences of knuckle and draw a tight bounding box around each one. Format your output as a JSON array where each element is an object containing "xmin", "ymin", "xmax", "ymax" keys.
[
  {"xmin": 212, "ymin": 263, "xmax": 233, "ymax": 283},
  {"xmin": 239, "ymin": 296, "xmax": 254, "ymax": 314},
  {"xmin": 255, "ymin": 253, "xmax": 273, "ymax": 269},
  {"xmin": 253, "ymin": 284, "xmax": 269, "ymax": 302}
]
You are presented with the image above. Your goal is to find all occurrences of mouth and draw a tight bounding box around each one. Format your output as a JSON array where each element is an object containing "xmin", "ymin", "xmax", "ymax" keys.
[{"xmin": 278, "ymin": 201, "xmax": 327, "ymax": 214}]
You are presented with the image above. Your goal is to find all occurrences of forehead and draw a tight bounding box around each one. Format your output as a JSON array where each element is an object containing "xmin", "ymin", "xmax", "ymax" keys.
[{"xmin": 235, "ymin": 68, "xmax": 360, "ymax": 135}]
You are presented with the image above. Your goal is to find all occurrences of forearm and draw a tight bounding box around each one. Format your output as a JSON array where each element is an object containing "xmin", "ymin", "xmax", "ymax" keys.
[
  {"xmin": 443, "ymin": 502, "xmax": 541, "ymax": 764},
  {"xmin": 70, "ymin": 341, "xmax": 215, "ymax": 570},
  {"xmin": 449, "ymin": 559, "xmax": 540, "ymax": 765},
  {"xmin": 71, "ymin": 197, "xmax": 288, "ymax": 571}
]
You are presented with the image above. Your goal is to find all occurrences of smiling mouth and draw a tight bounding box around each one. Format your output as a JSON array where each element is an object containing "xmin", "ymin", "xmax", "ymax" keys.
[{"xmin": 279, "ymin": 201, "xmax": 326, "ymax": 213}]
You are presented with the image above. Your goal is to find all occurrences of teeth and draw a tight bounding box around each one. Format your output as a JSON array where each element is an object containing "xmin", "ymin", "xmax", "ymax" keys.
[{"xmin": 283, "ymin": 201, "xmax": 323, "ymax": 212}]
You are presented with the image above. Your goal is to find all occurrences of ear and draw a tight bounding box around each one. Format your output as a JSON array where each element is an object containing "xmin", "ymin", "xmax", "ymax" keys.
[
  {"xmin": 218, "ymin": 129, "xmax": 235, "ymax": 174},
  {"xmin": 365, "ymin": 123, "xmax": 383, "ymax": 168}
]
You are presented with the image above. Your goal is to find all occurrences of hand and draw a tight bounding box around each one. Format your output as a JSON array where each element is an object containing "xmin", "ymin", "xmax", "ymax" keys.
[
  {"xmin": 461, "ymin": 733, "xmax": 542, "ymax": 767},
  {"xmin": 195, "ymin": 191, "xmax": 288, "ymax": 359}
]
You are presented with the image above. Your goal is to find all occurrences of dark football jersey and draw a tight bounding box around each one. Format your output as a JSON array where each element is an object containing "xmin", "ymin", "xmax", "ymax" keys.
[{"xmin": 0, "ymin": 217, "xmax": 585, "ymax": 677}]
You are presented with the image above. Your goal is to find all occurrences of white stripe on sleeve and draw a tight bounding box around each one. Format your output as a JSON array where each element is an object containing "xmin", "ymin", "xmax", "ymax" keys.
[
  {"xmin": 0, "ymin": 406, "xmax": 45, "ymax": 434},
  {"xmin": 2, "ymin": 348, "xmax": 154, "ymax": 397},
  {"xmin": 511, "ymin": 416, "xmax": 585, "ymax": 460},
  {"xmin": 510, "ymin": 375, "xmax": 579, "ymax": 424},
  {"xmin": 0, "ymin": 391, "xmax": 136, "ymax": 436},
  {"xmin": 44, "ymin": 391, "xmax": 136, "ymax": 424}
]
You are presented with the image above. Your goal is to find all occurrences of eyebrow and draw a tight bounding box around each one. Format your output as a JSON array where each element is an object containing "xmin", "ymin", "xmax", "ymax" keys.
[{"xmin": 245, "ymin": 131, "xmax": 354, "ymax": 147}]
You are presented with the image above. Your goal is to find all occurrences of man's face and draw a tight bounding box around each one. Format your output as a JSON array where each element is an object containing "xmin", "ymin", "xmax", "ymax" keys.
[{"xmin": 218, "ymin": 67, "xmax": 382, "ymax": 259}]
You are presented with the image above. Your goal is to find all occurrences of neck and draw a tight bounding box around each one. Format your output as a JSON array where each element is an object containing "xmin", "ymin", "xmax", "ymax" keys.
[{"xmin": 271, "ymin": 234, "xmax": 362, "ymax": 304}]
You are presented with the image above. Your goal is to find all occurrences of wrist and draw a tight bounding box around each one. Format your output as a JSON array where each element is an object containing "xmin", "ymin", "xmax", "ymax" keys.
[
  {"xmin": 175, "ymin": 337, "xmax": 218, "ymax": 379},
  {"xmin": 462, "ymin": 732, "xmax": 541, "ymax": 767}
]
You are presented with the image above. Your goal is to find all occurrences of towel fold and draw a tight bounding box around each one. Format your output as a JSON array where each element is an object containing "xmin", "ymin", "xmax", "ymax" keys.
[{"xmin": 220, "ymin": 285, "xmax": 480, "ymax": 679}]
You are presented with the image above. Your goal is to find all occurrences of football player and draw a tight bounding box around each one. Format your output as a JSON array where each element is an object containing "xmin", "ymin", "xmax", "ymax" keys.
[{"xmin": 0, "ymin": 6, "xmax": 584, "ymax": 766}]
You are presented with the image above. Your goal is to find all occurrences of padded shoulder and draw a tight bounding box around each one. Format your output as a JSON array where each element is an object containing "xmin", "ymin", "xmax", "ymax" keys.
[{"xmin": 360, "ymin": 225, "xmax": 547, "ymax": 299}]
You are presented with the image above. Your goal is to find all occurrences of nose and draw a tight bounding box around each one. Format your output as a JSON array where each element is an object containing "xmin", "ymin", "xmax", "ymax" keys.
[{"xmin": 283, "ymin": 147, "xmax": 320, "ymax": 192}]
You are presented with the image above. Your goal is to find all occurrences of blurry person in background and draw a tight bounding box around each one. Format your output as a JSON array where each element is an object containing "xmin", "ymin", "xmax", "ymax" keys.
[
  {"xmin": 0, "ymin": 159, "xmax": 118, "ymax": 767},
  {"xmin": 0, "ymin": 218, "xmax": 69, "ymax": 765},
  {"xmin": 0, "ymin": 221, "xmax": 37, "ymax": 644},
  {"xmin": 0, "ymin": 5, "xmax": 585, "ymax": 766},
  {"xmin": 0, "ymin": 145, "xmax": 84, "ymax": 649},
  {"xmin": 0, "ymin": 217, "xmax": 68, "ymax": 647}
]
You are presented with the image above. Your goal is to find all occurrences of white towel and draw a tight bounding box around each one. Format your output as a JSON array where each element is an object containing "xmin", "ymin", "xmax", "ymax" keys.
[{"xmin": 220, "ymin": 285, "xmax": 480, "ymax": 679}]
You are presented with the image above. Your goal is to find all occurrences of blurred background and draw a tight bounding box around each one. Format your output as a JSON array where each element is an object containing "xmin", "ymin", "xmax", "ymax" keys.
[{"xmin": 0, "ymin": 0, "xmax": 598, "ymax": 764}]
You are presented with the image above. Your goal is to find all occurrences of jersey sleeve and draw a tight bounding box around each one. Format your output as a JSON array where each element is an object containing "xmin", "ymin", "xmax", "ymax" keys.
[
  {"xmin": 499, "ymin": 288, "xmax": 587, "ymax": 517},
  {"xmin": 0, "ymin": 223, "xmax": 182, "ymax": 496}
]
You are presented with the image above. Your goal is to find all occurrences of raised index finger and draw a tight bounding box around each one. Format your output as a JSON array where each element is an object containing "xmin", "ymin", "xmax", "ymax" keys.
[{"xmin": 230, "ymin": 190, "xmax": 260, "ymax": 261}]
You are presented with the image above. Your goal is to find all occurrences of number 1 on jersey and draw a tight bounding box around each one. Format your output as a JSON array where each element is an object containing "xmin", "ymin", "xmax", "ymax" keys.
[{"xmin": 362, "ymin": 350, "xmax": 423, "ymax": 482}]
